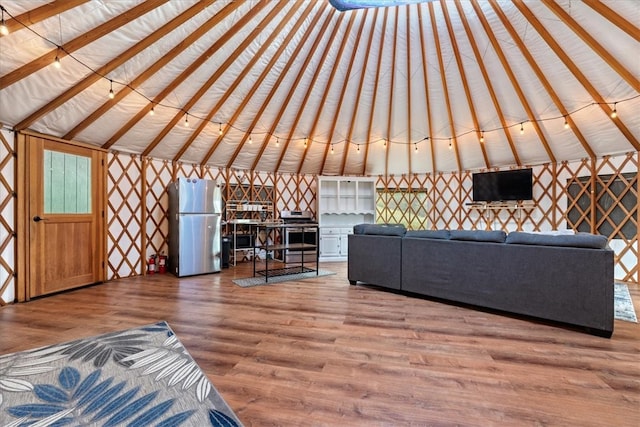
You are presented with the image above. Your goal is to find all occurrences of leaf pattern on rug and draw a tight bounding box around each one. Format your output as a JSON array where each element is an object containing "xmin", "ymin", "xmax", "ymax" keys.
[
  {"xmin": 0, "ymin": 322, "xmax": 242, "ymax": 427},
  {"xmin": 6, "ymin": 366, "xmax": 195, "ymax": 426}
]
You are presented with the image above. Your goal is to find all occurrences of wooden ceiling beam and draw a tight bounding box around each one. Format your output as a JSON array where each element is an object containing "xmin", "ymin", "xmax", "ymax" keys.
[
  {"xmin": 191, "ymin": 2, "xmax": 296, "ymax": 165},
  {"xmin": 294, "ymin": 12, "xmax": 358, "ymax": 175},
  {"xmin": 429, "ymin": 2, "xmax": 462, "ymax": 172},
  {"xmin": 223, "ymin": 3, "xmax": 315, "ymax": 168},
  {"xmin": 513, "ymin": 1, "xmax": 639, "ymax": 151},
  {"xmin": 0, "ymin": 0, "xmax": 88, "ymax": 39},
  {"xmin": 361, "ymin": 8, "xmax": 389, "ymax": 177},
  {"xmin": 487, "ymin": 0, "xmax": 595, "ymax": 159},
  {"xmin": 14, "ymin": 0, "xmax": 214, "ymax": 132},
  {"xmin": 272, "ymin": 12, "xmax": 346, "ymax": 173},
  {"xmin": 1, "ymin": 0, "xmax": 167, "ymax": 89},
  {"xmin": 542, "ymin": 0, "xmax": 638, "ymax": 92},
  {"xmin": 146, "ymin": 2, "xmax": 287, "ymax": 159},
  {"xmin": 251, "ymin": 6, "xmax": 334, "ymax": 172},
  {"xmin": 64, "ymin": 1, "xmax": 242, "ymax": 140},
  {"xmin": 471, "ymin": 0, "xmax": 555, "ymax": 165},
  {"xmin": 582, "ymin": 0, "xmax": 640, "ymax": 43},
  {"xmin": 441, "ymin": 0, "xmax": 489, "ymax": 169},
  {"xmin": 384, "ymin": 7, "xmax": 400, "ymax": 177},
  {"xmin": 416, "ymin": 5, "xmax": 436, "ymax": 174},
  {"xmin": 339, "ymin": 8, "xmax": 378, "ymax": 176},
  {"xmin": 312, "ymin": 9, "xmax": 369, "ymax": 175},
  {"xmin": 101, "ymin": 1, "xmax": 255, "ymax": 151},
  {"xmin": 405, "ymin": 5, "xmax": 413, "ymax": 176}
]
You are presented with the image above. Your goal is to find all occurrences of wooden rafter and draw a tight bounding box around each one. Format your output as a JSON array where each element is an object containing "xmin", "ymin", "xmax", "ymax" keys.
[
  {"xmin": 14, "ymin": 1, "xmax": 215, "ymax": 132},
  {"xmin": 384, "ymin": 8, "xmax": 400, "ymax": 177},
  {"xmin": 582, "ymin": 0, "xmax": 640, "ymax": 43},
  {"xmin": 340, "ymin": 8, "xmax": 378, "ymax": 176},
  {"xmin": 429, "ymin": 2, "xmax": 462, "ymax": 171},
  {"xmin": 441, "ymin": 0, "xmax": 489, "ymax": 169},
  {"xmin": 63, "ymin": 1, "xmax": 242, "ymax": 140},
  {"xmin": 272, "ymin": 11, "xmax": 346, "ymax": 173},
  {"xmin": 197, "ymin": 2, "xmax": 300, "ymax": 165},
  {"xmin": 0, "ymin": 0, "xmax": 166, "ymax": 90},
  {"xmin": 251, "ymin": 5, "xmax": 334, "ymax": 172},
  {"xmin": 312, "ymin": 9, "xmax": 369, "ymax": 175},
  {"xmin": 224, "ymin": 2, "xmax": 315, "ymax": 168},
  {"xmin": 416, "ymin": 5, "xmax": 436, "ymax": 174},
  {"xmin": 486, "ymin": 0, "xmax": 596, "ymax": 159},
  {"xmin": 513, "ymin": 1, "xmax": 640, "ymax": 152},
  {"xmin": 471, "ymin": 0, "xmax": 555, "ymax": 164},
  {"xmin": 101, "ymin": 1, "xmax": 257, "ymax": 151},
  {"xmin": 295, "ymin": 11, "xmax": 358, "ymax": 174},
  {"xmin": 146, "ymin": 2, "xmax": 286, "ymax": 159},
  {"xmin": 361, "ymin": 8, "xmax": 389, "ymax": 177},
  {"xmin": 541, "ymin": 0, "xmax": 638, "ymax": 92},
  {"xmin": 0, "ymin": 0, "xmax": 88, "ymax": 40}
]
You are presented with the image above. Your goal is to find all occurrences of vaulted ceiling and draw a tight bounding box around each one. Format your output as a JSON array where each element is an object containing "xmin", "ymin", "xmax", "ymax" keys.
[{"xmin": 0, "ymin": 0, "xmax": 638, "ymax": 176}]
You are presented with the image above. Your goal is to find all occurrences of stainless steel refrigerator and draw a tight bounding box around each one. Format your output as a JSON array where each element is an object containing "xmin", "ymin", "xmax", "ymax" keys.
[{"xmin": 168, "ymin": 178, "xmax": 222, "ymax": 277}]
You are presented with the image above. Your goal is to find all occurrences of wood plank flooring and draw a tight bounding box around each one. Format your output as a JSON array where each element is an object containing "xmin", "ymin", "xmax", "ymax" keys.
[{"xmin": 1, "ymin": 262, "xmax": 639, "ymax": 426}]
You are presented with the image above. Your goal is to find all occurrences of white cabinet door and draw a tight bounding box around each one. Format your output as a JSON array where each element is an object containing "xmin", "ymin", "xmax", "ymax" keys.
[
  {"xmin": 339, "ymin": 228, "xmax": 352, "ymax": 256},
  {"xmin": 320, "ymin": 228, "xmax": 341, "ymax": 257}
]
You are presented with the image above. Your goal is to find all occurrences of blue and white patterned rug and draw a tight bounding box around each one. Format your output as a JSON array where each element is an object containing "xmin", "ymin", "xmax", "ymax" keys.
[
  {"xmin": 615, "ymin": 282, "xmax": 637, "ymax": 323},
  {"xmin": 0, "ymin": 321, "xmax": 242, "ymax": 426}
]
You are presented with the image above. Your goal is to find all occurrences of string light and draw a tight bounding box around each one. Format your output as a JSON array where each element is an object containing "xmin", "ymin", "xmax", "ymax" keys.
[
  {"xmin": 357, "ymin": 144, "xmax": 360, "ymax": 153},
  {"xmin": 414, "ymin": 143, "xmax": 418, "ymax": 153},
  {"xmin": 519, "ymin": 123, "xmax": 524, "ymax": 135},
  {"xmin": 331, "ymin": 144, "xmax": 334, "ymax": 154},
  {"xmin": 480, "ymin": 131, "xmax": 484, "ymax": 143},
  {"xmin": 304, "ymin": 137, "xmax": 307, "ymax": 148},
  {"xmin": 248, "ymin": 134, "xmax": 252, "ymax": 144},
  {"xmin": 448, "ymin": 138, "xmax": 452, "ymax": 150},
  {"xmin": 276, "ymin": 137, "xmax": 279, "ymax": 147},
  {"xmin": 610, "ymin": 102, "xmax": 617, "ymax": 118},
  {"xmin": 563, "ymin": 116, "xmax": 569, "ymax": 129},
  {"xmin": 184, "ymin": 112, "xmax": 189, "ymax": 127},
  {"xmin": 383, "ymin": 138, "xmax": 387, "ymax": 148},
  {"xmin": 108, "ymin": 80, "xmax": 114, "ymax": 99},
  {"xmin": 53, "ymin": 48, "xmax": 61, "ymax": 68},
  {"xmin": 218, "ymin": 123, "xmax": 222, "ymax": 136},
  {"xmin": 149, "ymin": 105, "xmax": 155, "ymax": 116},
  {"xmin": 0, "ymin": 8, "xmax": 8, "ymax": 36}
]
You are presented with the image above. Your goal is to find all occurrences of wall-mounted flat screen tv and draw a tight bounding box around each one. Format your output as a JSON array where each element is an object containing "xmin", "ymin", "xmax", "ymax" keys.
[{"xmin": 472, "ymin": 168, "xmax": 533, "ymax": 202}]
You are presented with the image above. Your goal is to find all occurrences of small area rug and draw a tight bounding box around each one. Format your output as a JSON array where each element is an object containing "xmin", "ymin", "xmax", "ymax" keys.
[
  {"xmin": 233, "ymin": 269, "xmax": 335, "ymax": 288},
  {"xmin": 615, "ymin": 282, "xmax": 637, "ymax": 323},
  {"xmin": 0, "ymin": 321, "xmax": 242, "ymax": 426}
]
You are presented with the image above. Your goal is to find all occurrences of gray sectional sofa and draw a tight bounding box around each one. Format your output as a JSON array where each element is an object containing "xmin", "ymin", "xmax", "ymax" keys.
[{"xmin": 348, "ymin": 224, "xmax": 614, "ymax": 337}]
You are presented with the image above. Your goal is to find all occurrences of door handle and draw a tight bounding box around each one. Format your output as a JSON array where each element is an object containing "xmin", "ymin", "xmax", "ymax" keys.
[{"xmin": 33, "ymin": 216, "xmax": 49, "ymax": 222}]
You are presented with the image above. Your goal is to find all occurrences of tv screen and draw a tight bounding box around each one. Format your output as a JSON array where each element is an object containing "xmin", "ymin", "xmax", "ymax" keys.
[{"xmin": 472, "ymin": 169, "xmax": 533, "ymax": 202}]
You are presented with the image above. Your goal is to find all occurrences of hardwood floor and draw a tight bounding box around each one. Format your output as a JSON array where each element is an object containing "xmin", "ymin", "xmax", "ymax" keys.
[{"xmin": 1, "ymin": 262, "xmax": 639, "ymax": 426}]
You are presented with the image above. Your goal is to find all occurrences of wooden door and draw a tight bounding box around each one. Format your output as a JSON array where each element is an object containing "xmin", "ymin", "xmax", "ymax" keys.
[{"xmin": 17, "ymin": 133, "xmax": 106, "ymax": 300}]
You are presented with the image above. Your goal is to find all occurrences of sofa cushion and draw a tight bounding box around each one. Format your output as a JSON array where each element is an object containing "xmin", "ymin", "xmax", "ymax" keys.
[
  {"xmin": 506, "ymin": 231, "xmax": 608, "ymax": 249},
  {"xmin": 449, "ymin": 229, "xmax": 506, "ymax": 243},
  {"xmin": 405, "ymin": 229, "xmax": 450, "ymax": 240},
  {"xmin": 353, "ymin": 223, "xmax": 407, "ymax": 236}
]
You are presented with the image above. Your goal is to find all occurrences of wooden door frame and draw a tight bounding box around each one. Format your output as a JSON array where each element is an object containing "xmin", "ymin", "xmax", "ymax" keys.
[{"xmin": 16, "ymin": 130, "xmax": 107, "ymax": 301}]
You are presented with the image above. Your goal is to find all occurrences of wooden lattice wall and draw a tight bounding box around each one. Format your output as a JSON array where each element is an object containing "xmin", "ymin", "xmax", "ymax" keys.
[{"xmin": 0, "ymin": 129, "xmax": 15, "ymax": 305}]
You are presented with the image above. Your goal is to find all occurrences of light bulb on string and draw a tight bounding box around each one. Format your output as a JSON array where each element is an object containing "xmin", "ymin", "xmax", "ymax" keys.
[
  {"xmin": 480, "ymin": 131, "xmax": 484, "ymax": 143},
  {"xmin": 248, "ymin": 134, "xmax": 252, "ymax": 144},
  {"xmin": 563, "ymin": 116, "xmax": 569, "ymax": 129},
  {"xmin": 108, "ymin": 80, "xmax": 114, "ymax": 99},
  {"xmin": 331, "ymin": 144, "xmax": 334, "ymax": 154},
  {"xmin": 383, "ymin": 138, "xmax": 387, "ymax": 148},
  {"xmin": 54, "ymin": 48, "xmax": 61, "ymax": 68},
  {"xmin": 448, "ymin": 139, "xmax": 452, "ymax": 150},
  {"xmin": 0, "ymin": 8, "xmax": 9, "ymax": 36},
  {"xmin": 184, "ymin": 112, "xmax": 189, "ymax": 127},
  {"xmin": 610, "ymin": 102, "xmax": 617, "ymax": 118},
  {"xmin": 304, "ymin": 137, "xmax": 307, "ymax": 148},
  {"xmin": 276, "ymin": 137, "xmax": 279, "ymax": 147},
  {"xmin": 149, "ymin": 105, "xmax": 155, "ymax": 116},
  {"xmin": 520, "ymin": 123, "xmax": 524, "ymax": 135},
  {"xmin": 357, "ymin": 144, "xmax": 360, "ymax": 153},
  {"xmin": 414, "ymin": 143, "xmax": 418, "ymax": 153},
  {"xmin": 218, "ymin": 123, "xmax": 222, "ymax": 136}
]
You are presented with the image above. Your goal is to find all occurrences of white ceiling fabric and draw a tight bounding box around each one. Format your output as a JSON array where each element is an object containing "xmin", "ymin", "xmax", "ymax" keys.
[{"xmin": 0, "ymin": 0, "xmax": 638, "ymax": 176}]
